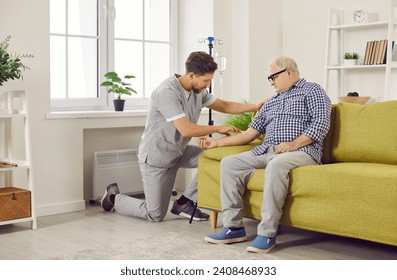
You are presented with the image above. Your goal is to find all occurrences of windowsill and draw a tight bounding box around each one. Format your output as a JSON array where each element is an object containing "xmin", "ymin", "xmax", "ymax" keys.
[
  {"xmin": 45, "ymin": 109, "xmax": 149, "ymax": 120},
  {"xmin": 45, "ymin": 108, "xmax": 210, "ymax": 120}
]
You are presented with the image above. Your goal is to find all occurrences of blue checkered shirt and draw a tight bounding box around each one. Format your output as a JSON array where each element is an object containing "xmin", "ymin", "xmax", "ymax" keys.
[{"xmin": 249, "ymin": 78, "xmax": 331, "ymax": 163}]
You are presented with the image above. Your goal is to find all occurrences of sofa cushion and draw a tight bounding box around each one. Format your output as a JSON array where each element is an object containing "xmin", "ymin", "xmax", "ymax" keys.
[
  {"xmin": 331, "ymin": 101, "xmax": 397, "ymax": 164},
  {"xmin": 283, "ymin": 162, "xmax": 397, "ymax": 246},
  {"xmin": 229, "ymin": 162, "xmax": 397, "ymax": 246},
  {"xmin": 320, "ymin": 104, "xmax": 336, "ymax": 164}
]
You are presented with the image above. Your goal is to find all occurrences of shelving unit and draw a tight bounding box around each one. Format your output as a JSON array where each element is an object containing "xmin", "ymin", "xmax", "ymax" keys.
[
  {"xmin": 324, "ymin": 0, "xmax": 397, "ymax": 102},
  {"xmin": 0, "ymin": 90, "xmax": 37, "ymax": 229}
]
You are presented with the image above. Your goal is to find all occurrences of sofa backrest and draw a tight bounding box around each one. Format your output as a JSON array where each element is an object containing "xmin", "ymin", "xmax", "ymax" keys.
[
  {"xmin": 327, "ymin": 101, "xmax": 397, "ymax": 165},
  {"xmin": 321, "ymin": 105, "xmax": 336, "ymax": 164}
]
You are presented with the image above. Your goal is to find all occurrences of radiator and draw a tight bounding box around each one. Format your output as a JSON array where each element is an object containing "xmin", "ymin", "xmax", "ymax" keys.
[{"xmin": 91, "ymin": 149, "xmax": 143, "ymax": 203}]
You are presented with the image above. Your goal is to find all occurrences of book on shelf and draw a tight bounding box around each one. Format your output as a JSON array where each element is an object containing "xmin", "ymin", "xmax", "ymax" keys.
[
  {"xmin": 374, "ymin": 40, "xmax": 381, "ymax": 64},
  {"xmin": 370, "ymin": 40, "xmax": 377, "ymax": 65},
  {"xmin": 363, "ymin": 39, "xmax": 394, "ymax": 65},
  {"xmin": 363, "ymin": 41, "xmax": 372, "ymax": 65},
  {"xmin": 383, "ymin": 40, "xmax": 395, "ymax": 64},
  {"xmin": 378, "ymin": 40, "xmax": 387, "ymax": 64}
]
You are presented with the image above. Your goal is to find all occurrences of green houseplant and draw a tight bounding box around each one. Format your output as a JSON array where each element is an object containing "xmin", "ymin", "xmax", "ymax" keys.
[
  {"xmin": 344, "ymin": 52, "xmax": 359, "ymax": 60},
  {"xmin": 100, "ymin": 71, "xmax": 137, "ymax": 111},
  {"xmin": 0, "ymin": 35, "xmax": 33, "ymax": 86},
  {"xmin": 223, "ymin": 100, "xmax": 256, "ymax": 136},
  {"xmin": 224, "ymin": 112, "xmax": 254, "ymax": 131},
  {"xmin": 343, "ymin": 52, "xmax": 359, "ymax": 66}
]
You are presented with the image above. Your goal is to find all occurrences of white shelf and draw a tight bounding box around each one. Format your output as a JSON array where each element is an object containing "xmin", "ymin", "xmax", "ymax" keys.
[
  {"xmin": 0, "ymin": 90, "xmax": 36, "ymax": 230},
  {"xmin": 324, "ymin": 1, "xmax": 397, "ymax": 102},
  {"xmin": 328, "ymin": 61, "xmax": 397, "ymax": 70},
  {"xmin": 0, "ymin": 165, "xmax": 30, "ymax": 172},
  {"xmin": 0, "ymin": 113, "xmax": 27, "ymax": 118},
  {"xmin": 327, "ymin": 64, "xmax": 387, "ymax": 70},
  {"xmin": 0, "ymin": 216, "xmax": 36, "ymax": 227},
  {"xmin": 329, "ymin": 21, "xmax": 389, "ymax": 30}
]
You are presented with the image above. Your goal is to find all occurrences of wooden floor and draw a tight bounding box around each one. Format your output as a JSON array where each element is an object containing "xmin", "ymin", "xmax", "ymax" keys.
[{"xmin": 0, "ymin": 201, "xmax": 396, "ymax": 260}]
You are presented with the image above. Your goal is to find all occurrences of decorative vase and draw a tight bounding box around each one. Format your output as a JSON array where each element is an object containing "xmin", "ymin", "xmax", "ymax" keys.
[
  {"xmin": 343, "ymin": 59, "xmax": 358, "ymax": 66},
  {"xmin": 113, "ymin": 99, "xmax": 125, "ymax": 111}
]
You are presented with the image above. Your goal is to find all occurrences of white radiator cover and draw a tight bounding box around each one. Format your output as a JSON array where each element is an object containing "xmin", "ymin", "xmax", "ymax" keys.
[{"xmin": 92, "ymin": 149, "xmax": 143, "ymax": 202}]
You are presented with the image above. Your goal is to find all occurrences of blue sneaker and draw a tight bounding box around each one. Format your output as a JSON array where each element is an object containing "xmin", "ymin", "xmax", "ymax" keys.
[
  {"xmin": 247, "ymin": 235, "xmax": 276, "ymax": 253},
  {"xmin": 205, "ymin": 227, "xmax": 247, "ymax": 244}
]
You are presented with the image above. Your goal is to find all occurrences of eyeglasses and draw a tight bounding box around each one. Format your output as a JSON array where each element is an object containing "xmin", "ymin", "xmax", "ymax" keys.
[{"xmin": 267, "ymin": 68, "xmax": 287, "ymax": 82}]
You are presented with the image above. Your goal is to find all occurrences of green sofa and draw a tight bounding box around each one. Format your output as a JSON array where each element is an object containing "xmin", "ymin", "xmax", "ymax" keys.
[{"xmin": 197, "ymin": 101, "xmax": 397, "ymax": 246}]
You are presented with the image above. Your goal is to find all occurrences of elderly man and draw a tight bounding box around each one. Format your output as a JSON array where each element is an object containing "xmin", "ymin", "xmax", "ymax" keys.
[{"xmin": 200, "ymin": 56, "xmax": 331, "ymax": 253}]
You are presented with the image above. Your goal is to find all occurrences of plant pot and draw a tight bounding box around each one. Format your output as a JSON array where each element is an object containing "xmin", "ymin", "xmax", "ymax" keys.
[
  {"xmin": 343, "ymin": 59, "xmax": 358, "ymax": 66},
  {"xmin": 113, "ymin": 99, "xmax": 125, "ymax": 111}
]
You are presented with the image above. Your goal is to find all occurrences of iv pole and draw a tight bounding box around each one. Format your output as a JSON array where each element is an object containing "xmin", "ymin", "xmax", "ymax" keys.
[
  {"xmin": 188, "ymin": 37, "xmax": 223, "ymax": 224},
  {"xmin": 198, "ymin": 36, "xmax": 223, "ymax": 128}
]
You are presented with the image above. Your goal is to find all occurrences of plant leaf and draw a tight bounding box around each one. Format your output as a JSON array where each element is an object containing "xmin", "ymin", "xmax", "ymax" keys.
[
  {"xmin": 100, "ymin": 81, "xmax": 113, "ymax": 86},
  {"xmin": 126, "ymin": 87, "xmax": 137, "ymax": 93},
  {"xmin": 119, "ymin": 88, "xmax": 132, "ymax": 95},
  {"xmin": 104, "ymin": 72, "xmax": 118, "ymax": 79},
  {"xmin": 224, "ymin": 112, "xmax": 253, "ymax": 131}
]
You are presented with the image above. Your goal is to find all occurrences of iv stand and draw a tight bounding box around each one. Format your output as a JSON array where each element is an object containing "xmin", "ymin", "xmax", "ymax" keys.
[
  {"xmin": 189, "ymin": 37, "xmax": 223, "ymax": 224},
  {"xmin": 198, "ymin": 36, "xmax": 223, "ymax": 128}
]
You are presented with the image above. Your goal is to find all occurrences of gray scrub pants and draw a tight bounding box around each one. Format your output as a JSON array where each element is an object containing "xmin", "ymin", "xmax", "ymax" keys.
[
  {"xmin": 220, "ymin": 145, "xmax": 317, "ymax": 237},
  {"xmin": 114, "ymin": 144, "xmax": 202, "ymax": 222}
]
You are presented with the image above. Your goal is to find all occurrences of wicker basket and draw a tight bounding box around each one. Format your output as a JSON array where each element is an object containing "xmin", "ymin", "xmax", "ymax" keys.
[{"xmin": 0, "ymin": 187, "xmax": 31, "ymax": 222}]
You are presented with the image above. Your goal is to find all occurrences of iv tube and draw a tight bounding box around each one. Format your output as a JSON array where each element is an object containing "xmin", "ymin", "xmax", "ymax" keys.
[{"xmin": 215, "ymin": 52, "xmax": 226, "ymax": 99}]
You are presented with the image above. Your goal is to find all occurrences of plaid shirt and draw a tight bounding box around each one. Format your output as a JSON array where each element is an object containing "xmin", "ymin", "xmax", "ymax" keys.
[{"xmin": 250, "ymin": 78, "xmax": 331, "ymax": 163}]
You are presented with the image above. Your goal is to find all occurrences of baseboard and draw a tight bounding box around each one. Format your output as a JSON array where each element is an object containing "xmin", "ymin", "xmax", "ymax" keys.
[{"xmin": 36, "ymin": 200, "xmax": 86, "ymax": 217}]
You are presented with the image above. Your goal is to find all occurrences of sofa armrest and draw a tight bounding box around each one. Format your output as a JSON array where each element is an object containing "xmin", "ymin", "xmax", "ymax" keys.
[{"xmin": 201, "ymin": 139, "xmax": 262, "ymax": 161}]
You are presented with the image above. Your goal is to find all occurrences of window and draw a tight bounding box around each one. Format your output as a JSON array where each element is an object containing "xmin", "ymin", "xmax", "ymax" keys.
[{"xmin": 50, "ymin": 0, "xmax": 178, "ymax": 111}]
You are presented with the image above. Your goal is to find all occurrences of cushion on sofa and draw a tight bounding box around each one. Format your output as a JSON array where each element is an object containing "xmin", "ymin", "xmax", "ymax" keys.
[
  {"xmin": 331, "ymin": 101, "xmax": 397, "ymax": 164},
  {"xmin": 283, "ymin": 162, "xmax": 397, "ymax": 246},
  {"xmin": 320, "ymin": 104, "xmax": 336, "ymax": 164}
]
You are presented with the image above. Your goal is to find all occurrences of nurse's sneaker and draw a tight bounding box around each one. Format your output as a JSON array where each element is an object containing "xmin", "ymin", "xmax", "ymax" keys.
[
  {"xmin": 246, "ymin": 235, "xmax": 276, "ymax": 253},
  {"xmin": 170, "ymin": 200, "xmax": 209, "ymax": 221},
  {"xmin": 101, "ymin": 183, "xmax": 120, "ymax": 211},
  {"xmin": 205, "ymin": 227, "xmax": 247, "ymax": 244}
]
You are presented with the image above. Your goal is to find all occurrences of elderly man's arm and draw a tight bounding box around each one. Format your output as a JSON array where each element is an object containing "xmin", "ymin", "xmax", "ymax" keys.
[
  {"xmin": 275, "ymin": 134, "xmax": 314, "ymax": 154},
  {"xmin": 198, "ymin": 128, "xmax": 259, "ymax": 149}
]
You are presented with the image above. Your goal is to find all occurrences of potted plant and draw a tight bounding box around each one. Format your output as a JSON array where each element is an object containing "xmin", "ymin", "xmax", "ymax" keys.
[
  {"xmin": 223, "ymin": 100, "xmax": 255, "ymax": 134},
  {"xmin": 0, "ymin": 35, "xmax": 33, "ymax": 86},
  {"xmin": 100, "ymin": 71, "xmax": 137, "ymax": 111},
  {"xmin": 343, "ymin": 52, "xmax": 359, "ymax": 66},
  {"xmin": 224, "ymin": 111, "xmax": 254, "ymax": 131}
]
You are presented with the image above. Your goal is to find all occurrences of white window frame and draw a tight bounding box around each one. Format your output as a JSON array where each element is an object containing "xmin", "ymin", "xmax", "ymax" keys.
[{"xmin": 50, "ymin": 0, "xmax": 178, "ymax": 111}]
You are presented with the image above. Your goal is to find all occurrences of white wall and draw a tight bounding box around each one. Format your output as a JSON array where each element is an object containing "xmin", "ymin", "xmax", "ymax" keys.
[
  {"xmin": 0, "ymin": 0, "xmax": 87, "ymax": 216},
  {"xmin": 212, "ymin": 0, "xmax": 283, "ymax": 105},
  {"xmin": 178, "ymin": 0, "xmax": 213, "ymax": 72}
]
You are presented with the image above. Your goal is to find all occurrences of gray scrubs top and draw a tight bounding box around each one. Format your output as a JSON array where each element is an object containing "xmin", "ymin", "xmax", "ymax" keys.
[{"xmin": 138, "ymin": 75, "xmax": 216, "ymax": 168}]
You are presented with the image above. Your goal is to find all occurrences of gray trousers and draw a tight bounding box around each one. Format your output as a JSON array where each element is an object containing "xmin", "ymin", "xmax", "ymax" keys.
[
  {"xmin": 220, "ymin": 146, "xmax": 317, "ymax": 237},
  {"xmin": 114, "ymin": 144, "xmax": 202, "ymax": 222}
]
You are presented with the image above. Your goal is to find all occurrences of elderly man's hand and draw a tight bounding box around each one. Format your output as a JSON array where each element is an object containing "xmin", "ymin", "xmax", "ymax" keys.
[{"xmin": 275, "ymin": 142, "xmax": 296, "ymax": 154}]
